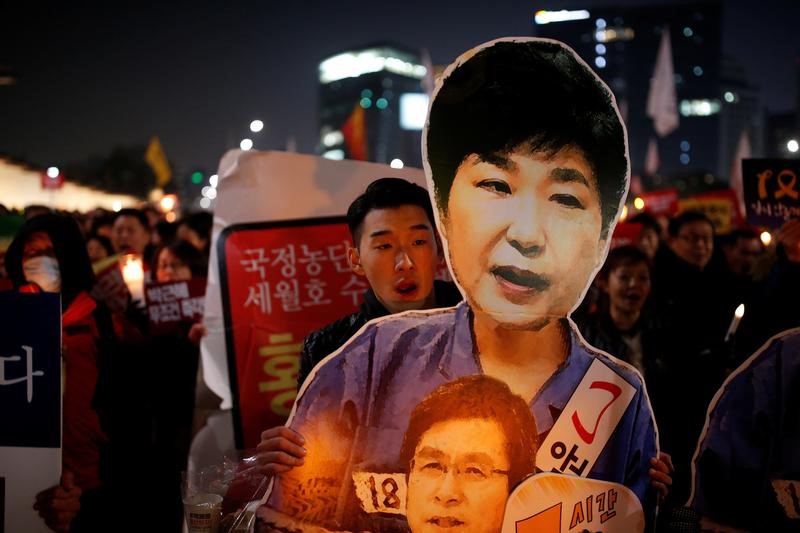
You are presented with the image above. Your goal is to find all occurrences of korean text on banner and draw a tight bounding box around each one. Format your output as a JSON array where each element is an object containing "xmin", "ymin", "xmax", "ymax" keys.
[{"xmin": 218, "ymin": 217, "xmax": 367, "ymax": 448}]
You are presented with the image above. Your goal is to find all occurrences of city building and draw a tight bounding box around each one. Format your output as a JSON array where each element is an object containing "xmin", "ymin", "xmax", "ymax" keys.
[
  {"xmin": 316, "ymin": 43, "xmax": 429, "ymax": 169},
  {"xmin": 533, "ymin": 2, "xmax": 763, "ymax": 190}
]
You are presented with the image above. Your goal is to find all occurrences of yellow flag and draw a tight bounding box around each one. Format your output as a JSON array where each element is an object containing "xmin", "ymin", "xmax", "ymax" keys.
[{"xmin": 144, "ymin": 136, "xmax": 172, "ymax": 187}]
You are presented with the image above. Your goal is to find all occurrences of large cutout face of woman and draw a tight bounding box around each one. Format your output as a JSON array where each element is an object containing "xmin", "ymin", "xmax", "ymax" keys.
[
  {"xmin": 442, "ymin": 145, "xmax": 606, "ymax": 330},
  {"xmin": 426, "ymin": 39, "xmax": 629, "ymax": 330}
]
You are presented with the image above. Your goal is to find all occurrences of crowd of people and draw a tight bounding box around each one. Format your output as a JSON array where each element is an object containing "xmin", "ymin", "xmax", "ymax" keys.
[
  {"xmin": 3, "ymin": 40, "xmax": 798, "ymax": 533},
  {"xmin": 3, "ymin": 176, "xmax": 797, "ymax": 531},
  {"xmin": 1, "ymin": 203, "xmax": 214, "ymax": 532}
]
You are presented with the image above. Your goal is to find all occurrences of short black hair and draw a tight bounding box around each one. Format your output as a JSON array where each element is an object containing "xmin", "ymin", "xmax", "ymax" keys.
[
  {"xmin": 399, "ymin": 375, "xmax": 537, "ymax": 490},
  {"xmin": 6, "ymin": 213, "xmax": 95, "ymax": 308},
  {"xmin": 346, "ymin": 178, "xmax": 436, "ymax": 247},
  {"xmin": 179, "ymin": 212, "xmax": 213, "ymax": 243},
  {"xmin": 153, "ymin": 239, "xmax": 208, "ymax": 278},
  {"xmin": 113, "ymin": 208, "xmax": 150, "ymax": 232},
  {"xmin": 426, "ymin": 39, "xmax": 628, "ymax": 239},
  {"xmin": 599, "ymin": 245, "xmax": 651, "ymax": 280},
  {"xmin": 668, "ymin": 210, "xmax": 714, "ymax": 238},
  {"xmin": 719, "ymin": 227, "xmax": 760, "ymax": 248},
  {"xmin": 628, "ymin": 212, "xmax": 661, "ymax": 237}
]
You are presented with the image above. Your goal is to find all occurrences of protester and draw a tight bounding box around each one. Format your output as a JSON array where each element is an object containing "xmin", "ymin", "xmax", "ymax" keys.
[
  {"xmin": 258, "ymin": 39, "xmax": 660, "ymax": 531},
  {"xmin": 110, "ymin": 207, "xmax": 153, "ymax": 261},
  {"xmin": 153, "ymin": 239, "xmax": 207, "ymax": 282},
  {"xmin": 650, "ymin": 210, "xmax": 741, "ymax": 514},
  {"xmin": 578, "ymin": 246, "xmax": 668, "ymax": 378},
  {"xmin": 86, "ymin": 233, "xmax": 114, "ymax": 264},
  {"xmin": 5, "ymin": 213, "xmax": 114, "ymax": 532},
  {"xmin": 176, "ymin": 211, "xmax": 213, "ymax": 255},
  {"xmin": 719, "ymin": 227, "xmax": 763, "ymax": 278},
  {"xmin": 629, "ymin": 211, "xmax": 663, "ymax": 261},
  {"xmin": 256, "ymin": 177, "xmax": 462, "ymax": 476}
]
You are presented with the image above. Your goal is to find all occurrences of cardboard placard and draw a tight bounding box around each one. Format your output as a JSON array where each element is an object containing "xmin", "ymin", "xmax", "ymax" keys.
[
  {"xmin": 742, "ymin": 159, "xmax": 800, "ymax": 229},
  {"xmin": 0, "ymin": 292, "xmax": 61, "ymax": 533},
  {"xmin": 218, "ymin": 218, "xmax": 364, "ymax": 448},
  {"xmin": 144, "ymin": 277, "xmax": 206, "ymax": 332},
  {"xmin": 610, "ymin": 222, "xmax": 644, "ymax": 249},
  {"xmin": 639, "ymin": 188, "xmax": 679, "ymax": 217},
  {"xmin": 678, "ymin": 188, "xmax": 744, "ymax": 235},
  {"xmin": 502, "ymin": 473, "xmax": 644, "ymax": 533},
  {"xmin": 261, "ymin": 37, "xmax": 658, "ymax": 533}
]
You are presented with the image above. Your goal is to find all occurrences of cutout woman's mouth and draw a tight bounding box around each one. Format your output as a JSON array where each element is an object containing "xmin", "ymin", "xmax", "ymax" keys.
[
  {"xmin": 427, "ymin": 516, "xmax": 465, "ymax": 528},
  {"xmin": 492, "ymin": 266, "xmax": 551, "ymax": 291}
]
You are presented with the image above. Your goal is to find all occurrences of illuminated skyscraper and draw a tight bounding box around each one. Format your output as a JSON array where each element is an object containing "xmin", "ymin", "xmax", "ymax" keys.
[
  {"xmin": 533, "ymin": 2, "xmax": 762, "ymax": 188},
  {"xmin": 317, "ymin": 44, "xmax": 429, "ymax": 168}
]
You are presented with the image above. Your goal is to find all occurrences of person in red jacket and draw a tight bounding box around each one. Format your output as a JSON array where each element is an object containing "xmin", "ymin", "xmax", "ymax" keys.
[{"xmin": 6, "ymin": 213, "xmax": 114, "ymax": 532}]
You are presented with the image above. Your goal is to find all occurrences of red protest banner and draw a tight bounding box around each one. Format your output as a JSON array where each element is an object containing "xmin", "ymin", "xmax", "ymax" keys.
[
  {"xmin": 639, "ymin": 188, "xmax": 679, "ymax": 217},
  {"xmin": 678, "ymin": 188, "xmax": 744, "ymax": 235},
  {"xmin": 218, "ymin": 217, "xmax": 368, "ymax": 448},
  {"xmin": 610, "ymin": 223, "xmax": 644, "ymax": 250},
  {"xmin": 144, "ymin": 278, "xmax": 206, "ymax": 333}
]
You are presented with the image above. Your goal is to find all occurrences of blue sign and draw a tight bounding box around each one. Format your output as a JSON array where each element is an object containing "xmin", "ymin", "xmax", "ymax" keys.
[{"xmin": 0, "ymin": 293, "xmax": 61, "ymax": 448}]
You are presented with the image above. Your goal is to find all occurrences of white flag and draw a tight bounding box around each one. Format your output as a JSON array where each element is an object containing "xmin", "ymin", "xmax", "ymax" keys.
[
  {"xmin": 421, "ymin": 48, "xmax": 435, "ymax": 97},
  {"xmin": 645, "ymin": 136, "xmax": 660, "ymax": 176},
  {"xmin": 646, "ymin": 28, "xmax": 679, "ymax": 137},
  {"xmin": 729, "ymin": 129, "xmax": 751, "ymax": 218}
]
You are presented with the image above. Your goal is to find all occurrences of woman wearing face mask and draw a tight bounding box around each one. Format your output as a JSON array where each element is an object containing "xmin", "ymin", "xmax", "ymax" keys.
[{"xmin": 5, "ymin": 213, "xmax": 114, "ymax": 532}]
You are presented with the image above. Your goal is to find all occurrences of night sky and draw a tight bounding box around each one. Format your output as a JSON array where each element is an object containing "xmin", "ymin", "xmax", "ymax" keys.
[{"xmin": 1, "ymin": 0, "xmax": 798, "ymax": 182}]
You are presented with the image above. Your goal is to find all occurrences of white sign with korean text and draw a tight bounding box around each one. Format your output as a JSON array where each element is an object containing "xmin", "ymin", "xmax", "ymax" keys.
[{"xmin": 537, "ymin": 359, "xmax": 636, "ymax": 477}]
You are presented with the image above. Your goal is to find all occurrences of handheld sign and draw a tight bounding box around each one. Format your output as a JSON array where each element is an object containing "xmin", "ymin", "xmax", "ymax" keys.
[
  {"xmin": 261, "ymin": 37, "xmax": 658, "ymax": 533},
  {"xmin": 0, "ymin": 292, "xmax": 61, "ymax": 533},
  {"xmin": 218, "ymin": 217, "xmax": 364, "ymax": 448},
  {"xmin": 502, "ymin": 473, "xmax": 644, "ymax": 533},
  {"xmin": 144, "ymin": 277, "xmax": 206, "ymax": 334},
  {"xmin": 742, "ymin": 159, "xmax": 800, "ymax": 229}
]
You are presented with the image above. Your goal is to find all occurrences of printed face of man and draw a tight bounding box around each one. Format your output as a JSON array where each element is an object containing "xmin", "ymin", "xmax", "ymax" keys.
[
  {"xmin": 406, "ymin": 418, "xmax": 510, "ymax": 533},
  {"xmin": 111, "ymin": 215, "xmax": 150, "ymax": 255},
  {"xmin": 440, "ymin": 146, "xmax": 606, "ymax": 329},
  {"xmin": 348, "ymin": 205, "xmax": 441, "ymax": 314},
  {"xmin": 669, "ymin": 220, "xmax": 714, "ymax": 270}
]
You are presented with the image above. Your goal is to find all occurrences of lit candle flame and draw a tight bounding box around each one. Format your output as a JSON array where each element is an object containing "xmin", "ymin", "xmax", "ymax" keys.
[
  {"xmin": 760, "ymin": 231, "xmax": 772, "ymax": 247},
  {"xmin": 120, "ymin": 254, "xmax": 145, "ymax": 303},
  {"xmin": 735, "ymin": 303, "xmax": 745, "ymax": 319},
  {"xmin": 633, "ymin": 197, "xmax": 645, "ymax": 210}
]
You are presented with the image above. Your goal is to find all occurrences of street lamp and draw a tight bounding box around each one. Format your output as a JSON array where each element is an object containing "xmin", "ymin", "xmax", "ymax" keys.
[{"xmin": 250, "ymin": 120, "xmax": 264, "ymax": 133}]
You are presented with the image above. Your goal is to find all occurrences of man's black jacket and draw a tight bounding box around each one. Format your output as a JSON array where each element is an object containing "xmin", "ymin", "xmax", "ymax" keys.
[{"xmin": 297, "ymin": 280, "xmax": 462, "ymax": 388}]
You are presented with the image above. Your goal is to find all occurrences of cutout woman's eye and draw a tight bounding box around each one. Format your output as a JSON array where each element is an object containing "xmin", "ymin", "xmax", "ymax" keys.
[
  {"xmin": 477, "ymin": 179, "xmax": 511, "ymax": 195},
  {"xmin": 550, "ymin": 194, "xmax": 584, "ymax": 209}
]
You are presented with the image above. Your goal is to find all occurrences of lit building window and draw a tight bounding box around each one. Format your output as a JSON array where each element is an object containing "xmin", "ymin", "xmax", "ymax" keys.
[{"xmin": 679, "ymin": 99, "xmax": 721, "ymax": 117}]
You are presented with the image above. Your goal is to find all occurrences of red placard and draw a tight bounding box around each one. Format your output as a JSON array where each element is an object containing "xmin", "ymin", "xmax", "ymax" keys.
[
  {"xmin": 610, "ymin": 223, "xmax": 644, "ymax": 250},
  {"xmin": 144, "ymin": 278, "xmax": 206, "ymax": 333},
  {"xmin": 639, "ymin": 188, "xmax": 679, "ymax": 217},
  {"xmin": 218, "ymin": 217, "xmax": 368, "ymax": 448}
]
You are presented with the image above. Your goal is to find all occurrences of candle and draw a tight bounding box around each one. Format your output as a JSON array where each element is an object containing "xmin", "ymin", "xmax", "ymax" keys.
[
  {"xmin": 724, "ymin": 303, "xmax": 745, "ymax": 342},
  {"xmin": 120, "ymin": 253, "xmax": 145, "ymax": 304}
]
